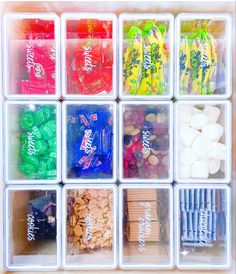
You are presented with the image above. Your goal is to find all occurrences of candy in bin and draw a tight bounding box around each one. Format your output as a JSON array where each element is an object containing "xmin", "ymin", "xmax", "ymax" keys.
[
  {"xmin": 65, "ymin": 103, "xmax": 115, "ymax": 181},
  {"xmin": 61, "ymin": 14, "xmax": 116, "ymax": 98},
  {"xmin": 3, "ymin": 13, "xmax": 59, "ymax": 97}
]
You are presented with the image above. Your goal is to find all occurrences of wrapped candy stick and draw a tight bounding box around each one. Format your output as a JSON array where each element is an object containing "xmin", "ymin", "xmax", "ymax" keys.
[
  {"xmin": 207, "ymin": 31, "xmax": 217, "ymax": 94},
  {"xmin": 124, "ymin": 26, "xmax": 143, "ymax": 95}
]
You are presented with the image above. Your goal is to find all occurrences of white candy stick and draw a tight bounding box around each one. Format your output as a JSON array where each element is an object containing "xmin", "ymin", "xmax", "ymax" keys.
[
  {"xmin": 202, "ymin": 123, "xmax": 224, "ymax": 141},
  {"xmin": 203, "ymin": 106, "xmax": 220, "ymax": 123}
]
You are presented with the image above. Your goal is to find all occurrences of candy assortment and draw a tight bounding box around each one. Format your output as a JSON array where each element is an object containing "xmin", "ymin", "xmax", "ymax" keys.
[
  {"xmin": 62, "ymin": 14, "xmax": 116, "ymax": 98},
  {"xmin": 63, "ymin": 102, "xmax": 116, "ymax": 182},
  {"xmin": 119, "ymin": 185, "xmax": 173, "ymax": 268},
  {"xmin": 176, "ymin": 14, "xmax": 232, "ymax": 98},
  {"xmin": 176, "ymin": 101, "xmax": 231, "ymax": 182},
  {"xmin": 1, "ymin": 10, "xmax": 233, "ymax": 273},
  {"xmin": 176, "ymin": 185, "xmax": 230, "ymax": 269},
  {"xmin": 120, "ymin": 102, "xmax": 172, "ymax": 182},
  {"xmin": 4, "ymin": 186, "xmax": 60, "ymax": 271},
  {"xmin": 120, "ymin": 14, "xmax": 173, "ymax": 98},
  {"xmin": 3, "ymin": 14, "xmax": 59, "ymax": 98},
  {"xmin": 63, "ymin": 185, "xmax": 117, "ymax": 269},
  {"xmin": 4, "ymin": 101, "xmax": 60, "ymax": 183}
]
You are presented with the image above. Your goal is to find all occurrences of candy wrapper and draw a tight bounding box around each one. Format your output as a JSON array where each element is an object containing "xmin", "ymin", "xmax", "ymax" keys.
[
  {"xmin": 119, "ymin": 102, "xmax": 173, "ymax": 183},
  {"xmin": 119, "ymin": 185, "xmax": 173, "ymax": 269},
  {"xmin": 176, "ymin": 185, "xmax": 231, "ymax": 270},
  {"xmin": 120, "ymin": 14, "xmax": 174, "ymax": 99},
  {"xmin": 63, "ymin": 102, "xmax": 116, "ymax": 183},
  {"xmin": 3, "ymin": 13, "xmax": 59, "ymax": 98},
  {"xmin": 62, "ymin": 185, "xmax": 117, "ymax": 269},
  {"xmin": 4, "ymin": 101, "xmax": 60, "ymax": 184},
  {"xmin": 176, "ymin": 14, "xmax": 232, "ymax": 99},
  {"xmin": 4, "ymin": 186, "xmax": 60, "ymax": 271},
  {"xmin": 175, "ymin": 101, "xmax": 231, "ymax": 183},
  {"xmin": 61, "ymin": 14, "xmax": 116, "ymax": 98}
]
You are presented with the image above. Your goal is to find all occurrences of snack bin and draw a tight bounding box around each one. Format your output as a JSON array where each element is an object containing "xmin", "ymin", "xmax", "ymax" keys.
[
  {"xmin": 175, "ymin": 13, "xmax": 232, "ymax": 100},
  {"xmin": 175, "ymin": 184, "xmax": 231, "ymax": 270},
  {"xmin": 119, "ymin": 184, "xmax": 173, "ymax": 269},
  {"xmin": 3, "ymin": 13, "xmax": 60, "ymax": 100},
  {"xmin": 62, "ymin": 101, "xmax": 117, "ymax": 183},
  {"xmin": 119, "ymin": 13, "xmax": 174, "ymax": 100},
  {"xmin": 4, "ymin": 185, "xmax": 61, "ymax": 271},
  {"xmin": 61, "ymin": 13, "xmax": 117, "ymax": 100},
  {"xmin": 4, "ymin": 100, "xmax": 61, "ymax": 184},
  {"xmin": 119, "ymin": 101, "xmax": 173, "ymax": 183},
  {"xmin": 174, "ymin": 100, "xmax": 232, "ymax": 183},
  {"xmin": 62, "ymin": 184, "xmax": 117, "ymax": 270}
]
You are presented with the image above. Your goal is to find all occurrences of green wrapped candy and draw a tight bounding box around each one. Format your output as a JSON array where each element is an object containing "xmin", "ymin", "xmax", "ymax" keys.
[
  {"xmin": 19, "ymin": 163, "xmax": 36, "ymax": 176},
  {"xmin": 35, "ymin": 140, "xmax": 48, "ymax": 156},
  {"xmin": 40, "ymin": 120, "xmax": 56, "ymax": 140},
  {"xmin": 31, "ymin": 126, "xmax": 42, "ymax": 140},
  {"xmin": 23, "ymin": 156, "xmax": 40, "ymax": 170},
  {"xmin": 20, "ymin": 112, "xmax": 34, "ymax": 129},
  {"xmin": 48, "ymin": 137, "xmax": 57, "ymax": 152},
  {"xmin": 46, "ymin": 157, "xmax": 56, "ymax": 170}
]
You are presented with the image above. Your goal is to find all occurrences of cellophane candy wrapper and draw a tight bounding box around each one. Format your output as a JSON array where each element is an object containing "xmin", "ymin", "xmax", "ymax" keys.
[
  {"xmin": 176, "ymin": 185, "xmax": 231, "ymax": 269},
  {"xmin": 120, "ymin": 102, "xmax": 173, "ymax": 182},
  {"xmin": 63, "ymin": 185, "xmax": 117, "ymax": 269},
  {"xmin": 176, "ymin": 14, "xmax": 232, "ymax": 98},
  {"xmin": 120, "ymin": 14, "xmax": 174, "ymax": 98},
  {"xmin": 5, "ymin": 101, "xmax": 60, "ymax": 183},
  {"xmin": 64, "ymin": 103, "xmax": 116, "ymax": 182},
  {"xmin": 63, "ymin": 15, "xmax": 115, "ymax": 97},
  {"xmin": 4, "ymin": 14, "xmax": 59, "ymax": 97},
  {"xmin": 5, "ymin": 186, "xmax": 60, "ymax": 270},
  {"xmin": 119, "ymin": 185, "xmax": 173, "ymax": 269}
]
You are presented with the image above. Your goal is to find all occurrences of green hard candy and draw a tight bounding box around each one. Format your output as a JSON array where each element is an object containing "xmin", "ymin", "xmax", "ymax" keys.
[
  {"xmin": 19, "ymin": 162, "xmax": 36, "ymax": 176},
  {"xmin": 48, "ymin": 137, "xmax": 57, "ymax": 152},
  {"xmin": 31, "ymin": 126, "xmax": 42, "ymax": 140},
  {"xmin": 46, "ymin": 170, "xmax": 56, "ymax": 178},
  {"xmin": 23, "ymin": 155, "xmax": 40, "ymax": 170},
  {"xmin": 20, "ymin": 133, "xmax": 28, "ymax": 145},
  {"xmin": 35, "ymin": 140, "xmax": 48, "ymax": 156},
  {"xmin": 20, "ymin": 112, "xmax": 34, "ymax": 129},
  {"xmin": 34, "ymin": 106, "xmax": 51, "ymax": 126},
  {"xmin": 46, "ymin": 157, "xmax": 56, "ymax": 170},
  {"xmin": 37, "ymin": 161, "xmax": 48, "ymax": 178},
  {"xmin": 40, "ymin": 120, "xmax": 56, "ymax": 140}
]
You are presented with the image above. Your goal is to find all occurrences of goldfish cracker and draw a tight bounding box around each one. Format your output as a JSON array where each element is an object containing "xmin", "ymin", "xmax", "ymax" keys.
[{"xmin": 124, "ymin": 26, "xmax": 143, "ymax": 95}]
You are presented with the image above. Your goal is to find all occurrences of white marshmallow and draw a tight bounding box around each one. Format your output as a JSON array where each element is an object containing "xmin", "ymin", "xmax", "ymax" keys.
[
  {"xmin": 191, "ymin": 160, "xmax": 209, "ymax": 179},
  {"xmin": 179, "ymin": 125, "xmax": 200, "ymax": 147},
  {"xmin": 180, "ymin": 148, "xmax": 198, "ymax": 166},
  {"xmin": 179, "ymin": 165, "xmax": 191, "ymax": 179},
  {"xmin": 208, "ymin": 159, "xmax": 221, "ymax": 174},
  {"xmin": 203, "ymin": 106, "xmax": 220, "ymax": 123},
  {"xmin": 202, "ymin": 123, "xmax": 224, "ymax": 141},
  {"xmin": 207, "ymin": 142, "xmax": 227, "ymax": 160},
  {"xmin": 179, "ymin": 105, "xmax": 194, "ymax": 123},
  {"xmin": 190, "ymin": 113, "xmax": 208, "ymax": 130},
  {"xmin": 191, "ymin": 135, "xmax": 213, "ymax": 158}
]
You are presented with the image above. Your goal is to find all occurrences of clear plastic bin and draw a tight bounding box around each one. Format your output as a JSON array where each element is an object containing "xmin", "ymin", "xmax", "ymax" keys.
[
  {"xmin": 4, "ymin": 185, "xmax": 61, "ymax": 271},
  {"xmin": 175, "ymin": 184, "xmax": 231, "ymax": 270},
  {"xmin": 62, "ymin": 184, "xmax": 117, "ymax": 269},
  {"xmin": 62, "ymin": 101, "xmax": 117, "ymax": 183},
  {"xmin": 119, "ymin": 13, "xmax": 174, "ymax": 100},
  {"xmin": 174, "ymin": 100, "xmax": 232, "ymax": 183},
  {"xmin": 119, "ymin": 184, "xmax": 173, "ymax": 269},
  {"xmin": 61, "ymin": 13, "xmax": 117, "ymax": 100},
  {"xmin": 4, "ymin": 101, "xmax": 61, "ymax": 184},
  {"xmin": 119, "ymin": 101, "xmax": 173, "ymax": 183},
  {"xmin": 3, "ymin": 13, "xmax": 60, "ymax": 99},
  {"xmin": 175, "ymin": 13, "xmax": 232, "ymax": 99}
]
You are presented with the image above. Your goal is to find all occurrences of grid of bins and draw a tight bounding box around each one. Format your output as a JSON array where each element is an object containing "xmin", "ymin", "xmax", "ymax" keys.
[{"xmin": 1, "ymin": 11, "xmax": 232, "ymax": 272}]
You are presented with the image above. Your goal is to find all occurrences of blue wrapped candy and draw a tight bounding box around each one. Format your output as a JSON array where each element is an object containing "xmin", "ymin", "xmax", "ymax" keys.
[{"xmin": 67, "ymin": 105, "xmax": 113, "ymax": 179}]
